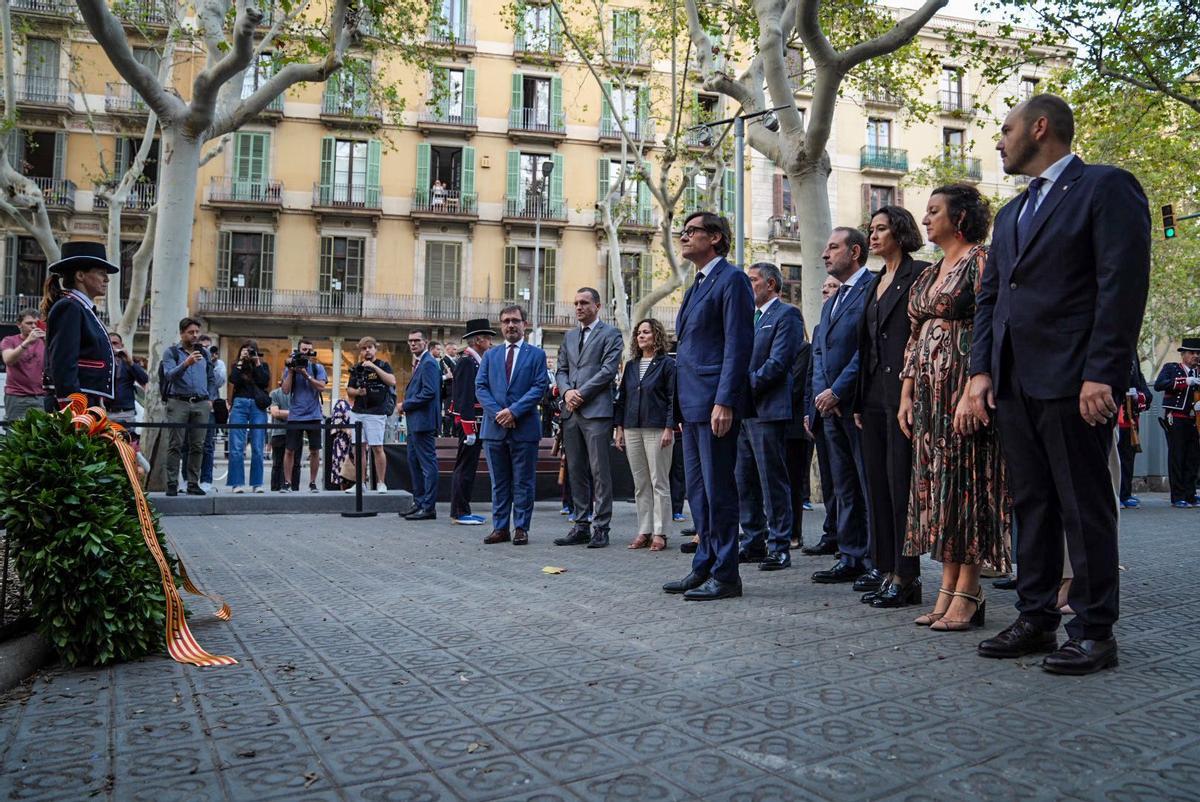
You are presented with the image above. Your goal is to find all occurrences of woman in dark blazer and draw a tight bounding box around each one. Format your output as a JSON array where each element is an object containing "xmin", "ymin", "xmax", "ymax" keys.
[
  {"xmin": 854, "ymin": 206, "xmax": 929, "ymax": 608},
  {"xmin": 40, "ymin": 242, "xmax": 120, "ymax": 409},
  {"xmin": 614, "ymin": 318, "xmax": 676, "ymax": 551}
]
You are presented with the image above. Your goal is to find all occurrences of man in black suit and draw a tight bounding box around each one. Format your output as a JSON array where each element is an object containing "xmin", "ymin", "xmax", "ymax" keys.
[
  {"xmin": 970, "ymin": 94, "xmax": 1150, "ymax": 675},
  {"xmin": 802, "ymin": 275, "xmax": 843, "ymax": 557},
  {"xmin": 1117, "ymin": 359, "xmax": 1152, "ymax": 508}
]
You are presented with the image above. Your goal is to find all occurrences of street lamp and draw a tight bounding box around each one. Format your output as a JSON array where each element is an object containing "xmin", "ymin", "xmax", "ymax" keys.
[{"xmin": 530, "ymin": 159, "xmax": 554, "ymax": 346}]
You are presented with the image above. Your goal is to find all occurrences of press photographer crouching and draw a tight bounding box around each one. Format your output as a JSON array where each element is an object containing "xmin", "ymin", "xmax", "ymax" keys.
[
  {"xmin": 345, "ymin": 336, "xmax": 396, "ymax": 493},
  {"xmin": 107, "ymin": 332, "xmax": 148, "ymax": 429},
  {"xmin": 227, "ymin": 339, "xmax": 271, "ymax": 494},
  {"xmin": 281, "ymin": 338, "xmax": 327, "ymax": 492}
]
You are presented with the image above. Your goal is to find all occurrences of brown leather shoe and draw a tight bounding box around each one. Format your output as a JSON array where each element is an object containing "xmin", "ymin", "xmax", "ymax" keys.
[
  {"xmin": 484, "ymin": 529, "xmax": 511, "ymax": 544},
  {"xmin": 513, "ymin": 528, "xmax": 529, "ymax": 546}
]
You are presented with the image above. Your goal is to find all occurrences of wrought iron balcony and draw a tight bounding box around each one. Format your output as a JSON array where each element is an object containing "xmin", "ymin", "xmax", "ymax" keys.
[
  {"xmin": 768, "ymin": 215, "xmax": 802, "ymax": 241},
  {"xmin": 5, "ymin": 74, "xmax": 72, "ymax": 108},
  {"xmin": 600, "ymin": 116, "xmax": 655, "ymax": 143},
  {"xmin": 610, "ymin": 40, "xmax": 650, "ymax": 67},
  {"xmin": 116, "ymin": 0, "xmax": 172, "ymax": 27},
  {"xmin": 419, "ymin": 101, "xmax": 477, "ymax": 129},
  {"xmin": 31, "ymin": 177, "xmax": 75, "ymax": 210},
  {"xmin": 320, "ymin": 91, "xmax": 381, "ymax": 122},
  {"xmin": 105, "ymin": 81, "xmax": 150, "ymax": 114},
  {"xmin": 93, "ymin": 182, "xmax": 157, "ymax": 213},
  {"xmin": 11, "ymin": 0, "xmax": 74, "ymax": 17},
  {"xmin": 2, "ymin": 293, "xmax": 150, "ymax": 329},
  {"xmin": 208, "ymin": 176, "xmax": 283, "ymax": 206},
  {"xmin": 411, "ymin": 188, "xmax": 478, "ymax": 216},
  {"xmin": 513, "ymin": 30, "xmax": 563, "ymax": 59},
  {"xmin": 939, "ymin": 91, "xmax": 976, "ymax": 116},
  {"xmin": 864, "ymin": 87, "xmax": 902, "ymax": 106},
  {"xmin": 312, "ymin": 182, "xmax": 382, "ymax": 211},
  {"xmin": 860, "ymin": 145, "xmax": 908, "ymax": 173},
  {"xmin": 941, "ymin": 154, "xmax": 983, "ymax": 181},
  {"xmin": 508, "ymin": 107, "xmax": 565, "ymax": 137},
  {"xmin": 426, "ymin": 22, "xmax": 476, "ymax": 49},
  {"xmin": 503, "ymin": 195, "xmax": 567, "ymax": 222}
]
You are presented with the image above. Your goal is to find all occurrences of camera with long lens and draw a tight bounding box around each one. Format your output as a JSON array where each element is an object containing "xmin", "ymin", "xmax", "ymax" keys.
[
  {"xmin": 349, "ymin": 363, "xmax": 370, "ymax": 384},
  {"xmin": 286, "ymin": 350, "xmax": 309, "ymax": 369}
]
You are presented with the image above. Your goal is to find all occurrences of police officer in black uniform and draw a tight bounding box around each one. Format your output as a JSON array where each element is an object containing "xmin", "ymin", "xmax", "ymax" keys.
[{"xmin": 41, "ymin": 242, "xmax": 119, "ymax": 409}]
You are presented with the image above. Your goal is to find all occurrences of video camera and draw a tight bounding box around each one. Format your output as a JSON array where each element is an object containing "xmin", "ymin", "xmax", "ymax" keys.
[{"xmin": 286, "ymin": 350, "xmax": 309, "ymax": 369}]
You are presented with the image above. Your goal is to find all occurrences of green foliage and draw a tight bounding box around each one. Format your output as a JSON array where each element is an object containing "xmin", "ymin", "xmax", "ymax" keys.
[{"xmin": 0, "ymin": 411, "xmax": 176, "ymax": 667}]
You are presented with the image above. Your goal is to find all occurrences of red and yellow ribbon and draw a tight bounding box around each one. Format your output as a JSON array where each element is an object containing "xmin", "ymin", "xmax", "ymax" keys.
[{"xmin": 65, "ymin": 394, "xmax": 236, "ymax": 667}]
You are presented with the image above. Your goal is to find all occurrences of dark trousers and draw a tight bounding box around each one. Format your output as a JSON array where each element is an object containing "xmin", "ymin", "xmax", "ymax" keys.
[
  {"xmin": 563, "ymin": 415, "xmax": 614, "ymax": 531},
  {"xmin": 1165, "ymin": 419, "xmax": 1200, "ymax": 504},
  {"xmin": 861, "ymin": 406, "xmax": 919, "ymax": 579},
  {"xmin": 670, "ymin": 437, "xmax": 685, "ymax": 516},
  {"xmin": 822, "ymin": 414, "xmax": 869, "ymax": 564},
  {"xmin": 784, "ymin": 438, "xmax": 808, "ymax": 543},
  {"xmin": 813, "ymin": 418, "xmax": 838, "ymax": 546},
  {"xmin": 735, "ymin": 420, "xmax": 793, "ymax": 555},
  {"xmin": 450, "ymin": 433, "xmax": 483, "ymax": 518},
  {"xmin": 406, "ymin": 430, "xmax": 439, "ymax": 511},
  {"xmin": 485, "ymin": 437, "xmax": 538, "ymax": 531},
  {"xmin": 270, "ymin": 433, "xmax": 300, "ymax": 491},
  {"xmin": 684, "ymin": 419, "xmax": 742, "ymax": 585},
  {"xmin": 1116, "ymin": 426, "xmax": 1138, "ymax": 502},
  {"xmin": 997, "ymin": 368, "xmax": 1119, "ymax": 640}
]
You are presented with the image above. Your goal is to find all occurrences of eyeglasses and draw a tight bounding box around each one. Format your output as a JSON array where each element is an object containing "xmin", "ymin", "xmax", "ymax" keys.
[{"xmin": 677, "ymin": 226, "xmax": 709, "ymax": 239}]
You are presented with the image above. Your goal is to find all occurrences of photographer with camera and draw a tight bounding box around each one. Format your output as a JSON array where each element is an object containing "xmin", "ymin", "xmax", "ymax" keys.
[
  {"xmin": 281, "ymin": 338, "xmax": 327, "ymax": 492},
  {"xmin": 106, "ymin": 332, "xmax": 148, "ymax": 429},
  {"xmin": 161, "ymin": 317, "xmax": 218, "ymax": 496},
  {"xmin": 198, "ymin": 333, "xmax": 226, "ymax": 492},
  {"xmin": 345, "ymin": 336, "xmax": 396, "ymax": 493},
  {"xmin": 226, "ymin": 338, "xmax": 271, "ymax": 494}
]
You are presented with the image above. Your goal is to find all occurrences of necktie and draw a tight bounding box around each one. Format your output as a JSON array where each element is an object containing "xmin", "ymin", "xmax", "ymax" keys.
[
  {"xmin": 753, "ymin": 309, "xmax": 763, "ymax": 327},
  {"xmin": 1016, "ymin": 177, "xmax": 1047, "ymax": 250},
  {"xmin": 505, "ymin": 343, "xmax": 516, "ymax": 381},
  {"xmin": 694, "ymin": 270, "xmax": 706, "ymax": 286},
  {"xmin": 580, "ymin": 325, "xmax": 590, "ymax": 348},
  {"xmin": 831, "ymin": 284, "xmax": 850, "ymax": 316}
]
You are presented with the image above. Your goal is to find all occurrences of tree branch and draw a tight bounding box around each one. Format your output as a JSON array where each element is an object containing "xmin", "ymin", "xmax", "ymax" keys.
[
  {"xmin": 838, "ymin": 0, "xmax": 949, "ymax": 69},
  {"xmin": 189, "ymin": 3, "xmax": 264, "ymax": 133}
]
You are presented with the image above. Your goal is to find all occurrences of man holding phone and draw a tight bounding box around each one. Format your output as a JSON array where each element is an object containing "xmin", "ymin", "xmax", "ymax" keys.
[
  {"xmin": 1, "ymin": 308, "xmax": 47, "ymax": 421},
  {"xmin": 161, "ymin": 317, "xmax": 218, "ymax": 496}
]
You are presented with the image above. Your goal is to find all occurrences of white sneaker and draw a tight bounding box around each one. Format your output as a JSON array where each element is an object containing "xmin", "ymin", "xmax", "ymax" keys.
[
  {"xmin": 232, "ymin": 486, "xmax": 245, "ymax": 494},
  {"xmin": 345, "ymin": 486, "xmax": 355, "ymax": 494},
  {"xmin": 199, "ymin": 482, "xmax": 214, "ymax": 493},
  {"xmin": 376, "ymin": 484, "xmax": 388, "ymax": 494},
  {"xmin": 252, "ymin": 486, "xmax": 264, "ymax": 494}
]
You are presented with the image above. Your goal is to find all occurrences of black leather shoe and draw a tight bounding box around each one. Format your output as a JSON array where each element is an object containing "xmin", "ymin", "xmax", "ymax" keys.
[
  {"xmin": 663, "ymin": 571, "xmax": 709, "ymax": 594},
  {"xmin": 586, "ymin": 529, "xmax": 609, "ymax": 548},
  {"xmin": 680, "ymin": 540, "xmax": 698, "ymax": 554},
  {"xmin": 861, "ymin": 579, "xmax": 891, "ymax": 604},
  {"xmin": 978, "ymin": 618, "xmax": 1059, "ymax": 659},
  {"xmin": 554, "ymin": 524, "xmax": 592, "ymax": 546},
  {"xmin": 166, "ymin": 486, "xmax": 179, "ymax": 497},
  {"xmin": 406, "ymin": 509, "xmax": 436, "ymax": 521},
  {"xmin": 738, "ymin": 545, "xmax": 767, "ymax": 564},
  {"xmin": 992, "ymin": 577, "xmax": 1018, "ymax": 590},
  {"xmin": 800, "ymin": 541, "xmax": 838, "ymax": 557},
  {"xmin": 683, "ymin": 577, "xmax": 743, "ymax": 600},
  {"xmin": 399, "ymin": 506, "xmax": 420, "ymax": 517},
  {"xmin": 1042, "ymin": 637, "xmax": 1118, "ymax": 675},
  {"xmin": 680, "ymin": 527, "xmax": 697, "ymax": 537},
  {"xmin": 852, "ymin": 568, "xmax": 885, "ymax": 592},
  {"xmin": 811, "ymin": 559, "xmax": 864, "ymax": 584},
  {"xmin": 871, "ymin": 577, "xmax": 923, "ymax": 608},
  {"xmin": 759, "ymin": 553, "xmax": 791, "ymax": 571},
  {"xmin": 186, "ymin": 484, "xmax": 206, "ymax": 496}
]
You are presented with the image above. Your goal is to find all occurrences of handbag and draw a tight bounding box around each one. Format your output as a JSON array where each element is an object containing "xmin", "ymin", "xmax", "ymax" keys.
[{"xmin": 252, "ymin": 385, "xmax": 271, "ymax": 411}]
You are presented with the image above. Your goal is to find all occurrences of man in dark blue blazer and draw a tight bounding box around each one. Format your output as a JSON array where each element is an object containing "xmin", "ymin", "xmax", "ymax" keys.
[
  {"xmin": 663, "ymin": 211, "xmax": 754, "ymax": 601},
  {"xmin": 401, "ymin": 329, "xmax": 442, "ymax": 520},
  {"xmin": 810, "ymin": 228, "xmax": 873, "ymax": 584},
  {"xmin": 970, "ymin": 94, "xmax": 1150, "ymax": 675},
  {"xmin": 736, "ymin": 262, "xmax": 804, "ymax": 571},
  {"xmin": 475, "ymin": 304, "xmax": 549, "ymax": 546}
]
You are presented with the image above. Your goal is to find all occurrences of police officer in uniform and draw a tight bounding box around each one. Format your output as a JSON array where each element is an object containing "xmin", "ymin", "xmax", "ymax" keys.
[
  {"xmin": 449, "ymin": 319, "xmax": 495, "ymax": 525},
  {"xmin": 1155, "ymin": 337, "xmax": 1200, "ymax": 508},
  {"xmin": 40, "ymin": 242, "xmax": 119, "ymax": 409}
]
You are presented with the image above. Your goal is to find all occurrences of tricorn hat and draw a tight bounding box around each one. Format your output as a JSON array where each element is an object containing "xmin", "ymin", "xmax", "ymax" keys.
[
  {"xmin": 48, "ymin": 241, "xmax": 120, "ymax": 275},
  {"xmin": 462, "ymin": 318, "xmax": 496, "ymax": 339},
  {"xmin": 1179, "ymin": 336, "xmax": 1200, "ymax": 353}
]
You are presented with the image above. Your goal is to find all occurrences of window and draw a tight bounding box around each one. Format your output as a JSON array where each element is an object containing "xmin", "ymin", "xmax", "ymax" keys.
[
  {"xmin": 117, "ymin": 240, "xmax": 153, "ymax": 304},
  {"xmin": 424, "ymin": 241, "xmax": 462, "ymax": 318},
  {"xmin": 943, "ymin": 128, "xmax": 965, "ymax": 157},
  {"xmin": 216, "ymin": 231, "xmax": 275, "ymax": 307},
  {"xmin": 416, "ymin": 143, "xmax": 475, "ymax": 211},
  {"xmin": 606, "ymin": 160, "xmax": 638, "ymax": 203},
  {"xmin": 521, "ymin": 3, "xmax": 553, "ymax": 50},
  {"xmin": 319, "ymin": 236, "xmax": 365, "ymax": 313},
  {"xmin": 241, "ymin": 53, "xmax": 273, "ymax": 99},
  {"xmin": 428, "ymin": 67, "xmax": 476, "ymax": 124},
  {"xmin": 232, "ymin": 132, "xmax": 270, "ymax": 199},
  {"xmin": 520, "ymin": 152, "xmax": 553, "ymax": 196},
  {"xmin": 1019, "ymin": 76, "xmax": 1039, "ymax": 101},
  {"xmin": 430, "ymin": 145, "xmax": 464, "ymax": 192},
  {"xmin": 941, "ymin": 66, "xmax": 963, "ymax": 100},
  {"xmin": 620, "ymin": 251, "xmax": 648, "ymax": 305},
  {"xmin": 612, "ymin": 10, "xmax": 640, "ymax": 61},
  {"xmin": 866, "ymin": 118, "xmax": 892, "ymax": 149},
  {"xmin": 24, "ymin": 38, "xmax": 59, "ymax": 100},
  {"xmin": 445, "ymin": 69, "xmax": 465, "ymax": 117},
  {"xmin": 115, "ymin": 137, "xmax": 160, "ymax": 184},
  {"xmin": 503, "ymin": 245, "xmax": 557, "ymax": 320},
  {"xmin": 773, "ymin": 173, "xmax": 795, "ymax": 217},
  {"xmin": 18, "ymin": 131, "xmax": 62, "ymax": 178},
  {"xmin": 133, "ymin": 47, "xmax": 161, "ymax": 78},
  {"xmin": 6, "ymin": 236, "xmax": 46, "ymax": 297},
  {"xmin": 327, "ymin": 61, "xmax": 372, "ymax": 116},
  {"xmin": 781, "ymin": 263, "xmax": 802, "ymax": 306},
  {"xmin": 435, "ymin": 0, "xmax": 467, "ymax": 37},
  {"xmin": 868, "ymin": 185, "xmax": 895, "ymax": 214},
  {"xmin": 333, "ymin": 139, "xmax": 368, "ymax": 203},
  {"xmin": 521, "ymin": 75, "xmax": 550, "ymax": 126},
  {"xmin": 611, "ymin": 85, "xmax": 638, "ymax": 125}
]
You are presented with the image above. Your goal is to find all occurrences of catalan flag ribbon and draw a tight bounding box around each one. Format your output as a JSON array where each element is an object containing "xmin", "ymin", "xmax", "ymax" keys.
[{"xmin": 65, "ymin": 394, "xmax": 236, "ymax": 667}]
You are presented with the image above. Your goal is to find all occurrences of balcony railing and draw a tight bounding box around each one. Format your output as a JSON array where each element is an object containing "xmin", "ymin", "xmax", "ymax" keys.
[
  {"xmin": 420, "ymin": 101, "xmax": 477, "ymax": 128},
  {"xmin": 116, "ymin": 0, "xmax": 172, "ymax": 26},
  {"xmin": 508, "ymin": 107, "xmax": 565, "ymax": 134},
  {"xmin": 320, "ymin": 91, "xmax": 381, "ymax": 121},
  {"xmin": 860, "ymin": 145, "xmax": 908, "ymax": 173},
  {"xmin": 7, "ymin": 74, "xmax": 72, "ymax": 107},
  {"xmin": 2, "ymin": 293, "xmax": 150, "ymax": 330},
  {"xmin": 941, "ymin": 154, "xmax": 983, "ymax": 181},
  {"xmin": 426, "ymin": 23, "xmax": 476, "ymax": 48},
  {"xmin": 105, "ymin": 81, "xmax": 149, "ymax": 114},
  {"xmin": 610, "ymin": 40, "xmax": 649, "ymax": 66},
  {"xmin": 600, "ymin": 117, "xmax": 655, "ymax": 142},
  {"xmin": 768, "ymin": 215, "xmax": 802, "ymax": 241},
  {"xmin": 504, "ymin": 195, "xmax": 567, "ymax": 221},
  {"xmin": 11, "ymin": 0, "xmax": 74, "ymax": 16},
  {"xmin": 513, "ymin": 30, "xmax": 563, "ymax": 57},
  {"xmin": 411, "ymin": 188, "xmax": 478, "ymax": 215},
  {"xmin": 93, "ymin": 182, "xmax": 157, "ymax": 212},
  {"xmin": 864, "ymin": 87, "xmax": 902, "ymax": 106},
  {"xmin": 30, "ymin": 177, "xmax": 75, "ymax": 209},
  {"xmin": 209, "ymin": 176, "xmax": 283, "ymax": 205},
  {"xmin": 601, "ymin": 204, "xmax": 655, "ymax": 228},
  {"xmin": 940, "ymin": 91, "xmax": 976, "ymax": 115},
  {"xmin": 250, "ymin": 92, "xmax": 285, "ymax": 114},
  {"xmin": 312, "ymin": 183, "xmax": 381, "ymax": 210}
]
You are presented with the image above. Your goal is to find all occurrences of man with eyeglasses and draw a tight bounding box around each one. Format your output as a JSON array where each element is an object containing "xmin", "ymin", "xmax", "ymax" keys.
[
  {"xmin": 662, "ymin": 211, "xmax": 754, "ymax": 601},
  {"xmin": 400, "ymin": 329, "xmax": 442, "ymax": 520}
]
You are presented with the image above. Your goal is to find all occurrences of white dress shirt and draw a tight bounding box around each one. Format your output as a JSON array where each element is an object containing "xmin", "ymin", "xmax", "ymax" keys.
[{"xmin": 1020, "ymin": 151, "xmax": 1076, "ymax": 220}]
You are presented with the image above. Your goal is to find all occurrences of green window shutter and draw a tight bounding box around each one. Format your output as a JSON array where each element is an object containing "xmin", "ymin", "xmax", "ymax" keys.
[
  {"xmin": 683, "ymin": 180, "xmax": 698, "ymax": 215},
  {"xmin": 597, "ymin": 158, "xmax": 610, "ymax": 204},
  {"xmin": 365, "ymin": 139, "xmax": 382, "ymax": 207},
  {"xmin": 511, "ymin": 73, "xmax": 523, "ymax": 127},
  {"xmin": 638, "ymin": 160, "xmax": 651, "ymax": 222},
  {"xmin": 415, "ymin": 142, "xmax": 431, "ymax": 204},
  {"xmin": 53, "ymin": 131, "xmax": 66, "ymax": 180},
  {"xmin": 550, "ymin": 76, "xmax": 563, "ymax": 128},
  {"xmin": 5, "ymin": 235, "xmax": 17, "ymax": 296},
  {"xmin": 506, "ymin": 150, "xmax": 521, "ymax": 209},
  {"xmin": 549, "ymin": 8, "xmax": 561, "ymax": 49},
  {"xmin": 234, "ymin": 132, "xmax": 267, "ymax": 194},
  {"xmin": 637, "ymin": 85, "xmax": 650, "ymax": 136},
  {"xmin": 217, "ymin": 231, "xmax": 231, "ymax": 288},
  {"xmin": 601, "ymin": 80, "xmax": 612, "ymax": 130},
  {"xmin": 113, "ymin": 137, "xmax": 129, "ymax": 179},
  {"xmin": 640, "ymin": 251, "xmax": 652, "ymax": 293},
  {"xmin": 541, "ymin": 248, "xmax": 556, "ymax": 312},
  {"xmin": 260, "ymin": 232, "xmax": 275, "ymax": 291},
  {"xmin": 318, "ymin": 135, "xmax": 335, "ymax": 204},
  {"xmin": 461, "ymin": 145, "xmax": 476, "ymax": 208},
  {"xmin": 503, "ymin": 245, "xmax": 517, "ymax": 300},
  {"xmin": 324, "ymin": 72, "xmax": 339, "ymax": 110},
  {"xmin": 463, "ymin": 68, "xmax": 476, "ymax": 120},
  {"xmin": 456, "ymin": 0, "xmax": 468, "ymax": 37},
  {"xmin": 550, "ymin": 153, "xmax": 564, "ymax": 210},
  {"xmin": 6, "ymin": 130, "xmax": 23, "ymax": 172},
  {"xmin": 722, "ymin": 167, "xmax": 736, "ymax": 217},
  {"xmin": 319, "ymin": 236, "xmax": 333, "ymax": 292}
]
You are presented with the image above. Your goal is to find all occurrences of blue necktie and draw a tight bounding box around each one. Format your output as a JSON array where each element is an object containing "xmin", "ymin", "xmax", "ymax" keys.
[
  {"xmin": 1016, "ymin": 177, "xmax": 1046, "ymax": 250},
  {"xmin": 831, "ymin": 284, "xmax": 850, "ymax": 316}
]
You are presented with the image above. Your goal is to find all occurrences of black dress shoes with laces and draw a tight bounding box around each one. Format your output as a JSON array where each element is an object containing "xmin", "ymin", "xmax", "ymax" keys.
[
  {"xmin": 861, "ymin": 579, "xmax": 891, "ymax": 604},
  {"xmin": 586, "ymin": 529, "xmax": 610, "ymax": 548},
  {"xmin": 406, "ymin": 509, "xmax": 436, "ymax": 520},
  {"xmin": 554, "ymin": 524, "xmax": 592, "ymax": 546},
  {"xmin": 759, "ymin": 553, "xmax": 791, "ymax": 571},
  {"xmin": 683, "ymin": 577, "xmax": 743, "ymax": 600},
  {"xmin": 800, "ymin": 540, "xmax": 838, "ymax": 557},
  {"xmin": 811, "ymin": 558, "xmax": 864, "ymax": 584},
  {"xmin": 871, "ymin": 577, "xmax": 923, "ymax": 608},
  {"xmin": 1042, "ymin": 637, "xmax": 1118, "ymax": 675},
  {"xmin": 852, "ymin": 568, "xmax": 885, "ymax": 592},
  {"xmin": 663, "ymin": 571, "xmax": 709, "ymax": 594},
  {"xmin": 978, "ymin": 618, "xmax": 1059, "ymax": 659}
]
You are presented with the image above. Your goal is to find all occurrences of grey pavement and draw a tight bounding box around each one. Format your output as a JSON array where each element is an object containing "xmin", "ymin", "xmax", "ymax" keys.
[{"xmin": 1, "ymin": 496, "xmax": 1198, "ymax": 801}]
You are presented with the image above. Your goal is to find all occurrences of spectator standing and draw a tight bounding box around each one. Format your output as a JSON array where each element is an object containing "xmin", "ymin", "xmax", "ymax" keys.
[
  {"xmin": 614, "ymin": 318, "xmax": 677, "ymax": 552},
  {"xmin": 161, "ymin": 317, "xmax": 218, "ymax": 496},
  {"xmin": 1117, "ymin": 359, "xmax": 1152, "ymax": 508},
  {"xmin": 400, "ymin": 329, "xmax": 441, "ymax": 520},
  {"xmin": 106, "ymin": 332, "xmax": 149, "ymax": 428},
  {"xmin": 268, "ymin": 384, "xmax": 300, "ymax": 492},
  {"xmin": 449, "ymin": 319, "xmax": 495, "ymax": 524},
  {"xmin": 281, "ymin": 338, "xmax": 328, "ymax": 492},
  {"xmin": 345, "ymin": 336, "xmax": 396, "ymax": 494},
  {"xmin": 226, "ymin": 339, "xmax": 271, "ymax": 494},
  {"xmin": 553, "ymin": 288, "xmax": 623, "ymax": 549},
  {"xmin": 801, "ymin": 275, "xmax": 843, "ymax": 557},
  {"xmin": 2, "ymin": 307, "xmax": 48, "ymax": 420},
  {"xmin": 476, "ymin": 305, "xmax": 549, "ymax": 545},
  {"xmin": 198, "ymin": 333, "xmax": 226, "ymax": 492}
]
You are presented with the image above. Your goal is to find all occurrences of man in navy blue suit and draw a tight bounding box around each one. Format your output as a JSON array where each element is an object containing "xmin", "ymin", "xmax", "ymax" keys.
[
  {"xmin": 476, "ymin": 304, "xmax": 549, "ymax": 546},
  {"xmin": 663, "ymin": 211, "xmax": 754, "ymax": 601},
  {"xmin": 736, "ymin": 262, "xmax": 804, "ymax": 571},
  {"xmin": 401, "ymin": 329, "xmax": 442, "ymax": 520},
  {"xmin": 970, "ymin": 94, "xmax": 1150, "ymax": 675},
  {"xmin": 810, "ymin": 227, "xmax": 873, "ymax": 585}
]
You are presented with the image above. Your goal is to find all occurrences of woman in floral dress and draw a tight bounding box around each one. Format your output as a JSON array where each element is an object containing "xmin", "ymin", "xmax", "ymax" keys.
[{"xmin": 899, "ymin": 183, "xmax": 1011, "ymax": 632}]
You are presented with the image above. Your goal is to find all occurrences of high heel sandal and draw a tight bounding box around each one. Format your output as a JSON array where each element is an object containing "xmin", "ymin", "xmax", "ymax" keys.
[
  {"xmin": 914, "ymin": 588, "xmax": 954, "ymax": 626},
  {"xmin": 628, "ymin": 533, "xmax": 651, "ymax": 549},
  {"xmin": 649, "ymin": 534, "xmax": 667, "ymax": 552},
  {"xmin": 930, "ymin": 588, "xmax": 986, "ymax": 631}
]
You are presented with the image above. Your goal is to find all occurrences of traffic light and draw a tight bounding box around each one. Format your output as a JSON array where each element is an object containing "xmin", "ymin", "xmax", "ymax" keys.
[{"xmin": 1163, "ymin": 204, "xmax": 1176, "ymax": 239}]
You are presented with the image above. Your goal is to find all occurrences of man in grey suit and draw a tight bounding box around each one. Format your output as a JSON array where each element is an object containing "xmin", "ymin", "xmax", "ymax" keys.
[{"xmin": 554, "ymin": 287, "xmax": 624, "ymax": 548}]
